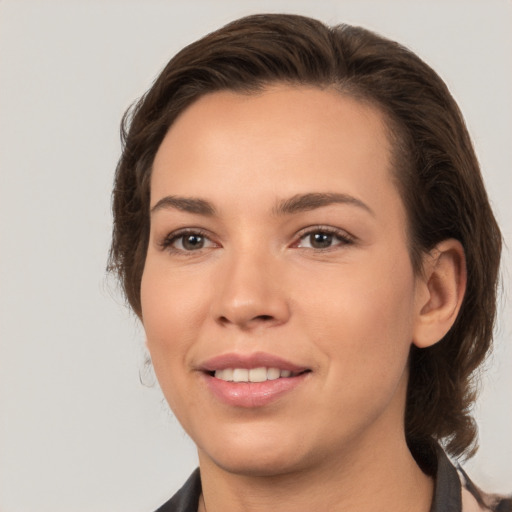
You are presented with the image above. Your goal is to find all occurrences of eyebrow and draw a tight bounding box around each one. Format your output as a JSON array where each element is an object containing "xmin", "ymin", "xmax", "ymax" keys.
[
  {"xmin": 150, "ymin": 192, "xmax": 374, "ymax": 217},
  {"xmin": 273, "ymin": 192, "xmax": 374, "ymax": 217},
  {"xmin": 150, "ymin": 196, "xmax": 216, "ymax": 216}
]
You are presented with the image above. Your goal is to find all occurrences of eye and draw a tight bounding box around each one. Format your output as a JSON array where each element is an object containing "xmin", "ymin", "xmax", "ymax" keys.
[
  {"xmin": 161, "ymin": 230, "xmax": 217, "ymax": 253},
  {"xmin": 295, "ymin": 227, "xmax": 354, "ymax": 250}
]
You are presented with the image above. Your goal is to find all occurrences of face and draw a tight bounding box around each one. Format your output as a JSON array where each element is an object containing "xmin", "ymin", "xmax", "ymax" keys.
[{"xmin": 141, "ymin": 85, "xmax": 425, "ymax": 477}]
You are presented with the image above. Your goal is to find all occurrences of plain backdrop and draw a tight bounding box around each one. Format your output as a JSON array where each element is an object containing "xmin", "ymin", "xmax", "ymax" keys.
[{"xmin": 0, "ymin": 1, "xmax": 511, "ymax": 511}]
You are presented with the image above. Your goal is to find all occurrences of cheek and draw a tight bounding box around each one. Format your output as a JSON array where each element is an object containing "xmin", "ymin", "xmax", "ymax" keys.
[
  {"xmin": 141, "ymin": 260, "xmax": 210, "ymax": 339},
  {"xmin": 141, "ymin": 279, "xmax": 195, "ymax": 427},
  {"xmin": 294, "ymin": 250, "xmax": 416, "ymax": 383},
  {"xmin": 140, "ymin": 262, "xmax": 210, "ymax": 398}
]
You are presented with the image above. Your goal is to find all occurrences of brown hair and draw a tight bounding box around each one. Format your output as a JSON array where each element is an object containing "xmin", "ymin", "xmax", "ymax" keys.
[{"xmin": 109, "ymin": 14, "xmax": 502, "ymax": 459}]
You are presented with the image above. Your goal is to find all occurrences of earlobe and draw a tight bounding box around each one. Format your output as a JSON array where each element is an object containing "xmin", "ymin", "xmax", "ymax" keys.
[{"xmin": 412, "ymin": 239, "xmax": 467, "ymax": 349}]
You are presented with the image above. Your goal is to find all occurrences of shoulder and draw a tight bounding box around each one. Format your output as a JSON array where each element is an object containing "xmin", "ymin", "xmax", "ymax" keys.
[
  {"xmin": 456, "ymin": 466, "xmax": 512, "ymax": 512},
  {"xmin": 432, "ymin": 444, "xmax": 511, "ymax": 512}
]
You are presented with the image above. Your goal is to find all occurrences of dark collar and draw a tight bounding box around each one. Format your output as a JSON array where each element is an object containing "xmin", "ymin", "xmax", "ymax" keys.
[
  {"xmin": 154, "ymin": 468, "xmax": 201, "ymax": 512},
  {"xmin": 430, "ymin": 444, "xmax": 462, "ymax": 512}
]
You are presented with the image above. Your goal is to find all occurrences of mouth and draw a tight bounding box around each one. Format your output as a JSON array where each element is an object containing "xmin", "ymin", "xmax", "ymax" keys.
[
  {"xmin": 198, "ymin": 352, "xmax": 311, "ymax": 408},
  {"xmin": 208, "ymin": 367, "xmax": 309, "ymax": 382}
]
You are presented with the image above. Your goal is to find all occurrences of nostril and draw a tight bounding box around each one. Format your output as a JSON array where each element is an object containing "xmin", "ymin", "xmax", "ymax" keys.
[
  {"xmin": 217, "ymin": 313, "xmax": 275, "ymax": 326},
  {"xmin": 256, "ymin": 315, "xmax": 274, "ymax": 322}
]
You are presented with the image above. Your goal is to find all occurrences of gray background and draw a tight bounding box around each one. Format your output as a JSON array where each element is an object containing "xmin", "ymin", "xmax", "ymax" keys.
[{"xmin": 1, "ymin": 1, "xmax": 510, "ymax": 511}]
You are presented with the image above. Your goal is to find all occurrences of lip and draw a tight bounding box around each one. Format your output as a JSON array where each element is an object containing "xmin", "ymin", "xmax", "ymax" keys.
[
  {"xmin": 199, "ymin": 352, "xmax": 308, "ymax": 373},
  {"xmin": 198, "ymin": 352, "xmax": 311, "ymax": 408}
]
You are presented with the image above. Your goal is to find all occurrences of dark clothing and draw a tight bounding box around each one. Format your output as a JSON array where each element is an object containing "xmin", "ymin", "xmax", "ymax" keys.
[
  {"xmin": 155, "ymin": 447, "xmax": 511, "ymax": 512},
  {"xmin": 155, "ymin": 469, "xmax": 201, "ymax": 512}
]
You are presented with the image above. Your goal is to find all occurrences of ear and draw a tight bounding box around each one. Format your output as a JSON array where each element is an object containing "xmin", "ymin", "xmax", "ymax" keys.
[{"xmin": 412, "ymin": 239, "xmax": 467, "ymax": 349}]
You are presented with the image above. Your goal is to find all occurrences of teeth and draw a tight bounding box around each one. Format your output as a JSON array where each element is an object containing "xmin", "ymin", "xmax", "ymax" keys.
[
  {"xmin": 214, "ymin": 367, "xmax": 299, "ymax": 382},
  {"xmin": 232, "ymin": 368, "xmax": 249, "ymax": 382},
  {"xmin": 249, "ymin": 367, "xmax": 267, "ymax": 383},
  {"xmin": 215, "ymin": 368, "xmax": 233, "ymax": 381},
  {"xmin": 267, "ymin": 367, "xmax": 281, "ymax": 380}
]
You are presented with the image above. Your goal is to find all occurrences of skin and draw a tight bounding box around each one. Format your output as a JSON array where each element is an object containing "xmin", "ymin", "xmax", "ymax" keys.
[{"xmin": 141, "ymin": 85, "xmax": 466, "ymax": 512}]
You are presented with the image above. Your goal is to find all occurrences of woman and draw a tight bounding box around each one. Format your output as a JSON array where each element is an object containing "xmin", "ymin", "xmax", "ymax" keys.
[{"xmin": 109, "ymin": 14, "xmax": 509, "ymax": 512}]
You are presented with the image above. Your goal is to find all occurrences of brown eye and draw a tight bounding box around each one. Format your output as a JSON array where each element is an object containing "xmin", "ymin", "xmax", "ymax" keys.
[
  {"xmin": 296, "ymin": 228, "xmax": 354, "ymax": 250},
  {"xmin": 180, "ymin": 234, "xmax": 205, "ymax": 251},
  {"xmin": 309, "ymin": 232, "xmax": 333, "ymax": 249},
  {"xmin": 161, "ymin": 230, "xmax": 217, "ymax": 253}
]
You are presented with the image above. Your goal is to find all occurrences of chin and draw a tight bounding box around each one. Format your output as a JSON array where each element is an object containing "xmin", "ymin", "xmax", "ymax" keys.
[
  {"xmin": 211, "ymin": 452, "xmax": 304, "ymax": 478},
  {"xmin": 197, "ymin": 429, "xmax": 311, "ymax": 478}
]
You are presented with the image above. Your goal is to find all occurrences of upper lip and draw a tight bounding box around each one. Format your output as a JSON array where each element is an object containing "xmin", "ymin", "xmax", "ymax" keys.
[{"xmin": 198, "ymin": 352, "xmax": 309, "ymax": 373}]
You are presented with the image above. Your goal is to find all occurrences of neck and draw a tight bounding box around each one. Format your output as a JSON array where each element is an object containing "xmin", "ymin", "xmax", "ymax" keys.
[{"xmin": 198, "ymin": 432, "xmax": 433, "ymax": 512}]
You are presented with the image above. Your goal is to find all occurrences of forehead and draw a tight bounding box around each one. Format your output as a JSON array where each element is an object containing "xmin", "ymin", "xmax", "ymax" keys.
[{"xmin": 151, "ymin": 85, "xmax": 399, "ymax": 217}]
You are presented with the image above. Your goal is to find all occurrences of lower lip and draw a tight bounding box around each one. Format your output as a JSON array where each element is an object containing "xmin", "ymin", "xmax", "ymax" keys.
[{"xmin": 203, "ymin": 373, "xmax": 309, "ymax": 408}]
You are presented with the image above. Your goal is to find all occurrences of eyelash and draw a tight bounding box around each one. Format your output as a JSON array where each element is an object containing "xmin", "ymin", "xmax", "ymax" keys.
[
  {"xmin": 159, "ymin": 226, "xmax": 355, "ymax": 255},
  {"xmin": 159, "ymin": 228, "xmax": 214, "ymax": 254},
  {"xmin": 294, "ymin": 225, "xmax": 355, "ymax": 250}
]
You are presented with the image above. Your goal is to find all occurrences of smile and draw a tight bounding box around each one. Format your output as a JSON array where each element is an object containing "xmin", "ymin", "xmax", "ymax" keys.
[
  {"xmin": 199, "ymin": 352, "xmax": 311, "ymax": 407},
  {"xmin": 213, "ymin": 367, "xmax": 301, "ymax": 382}
]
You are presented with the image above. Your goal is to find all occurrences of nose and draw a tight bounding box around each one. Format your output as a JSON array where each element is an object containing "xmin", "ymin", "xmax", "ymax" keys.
[{"xmin": 212, "ymin": 249, "xmax": 291, "ymax": 330}]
